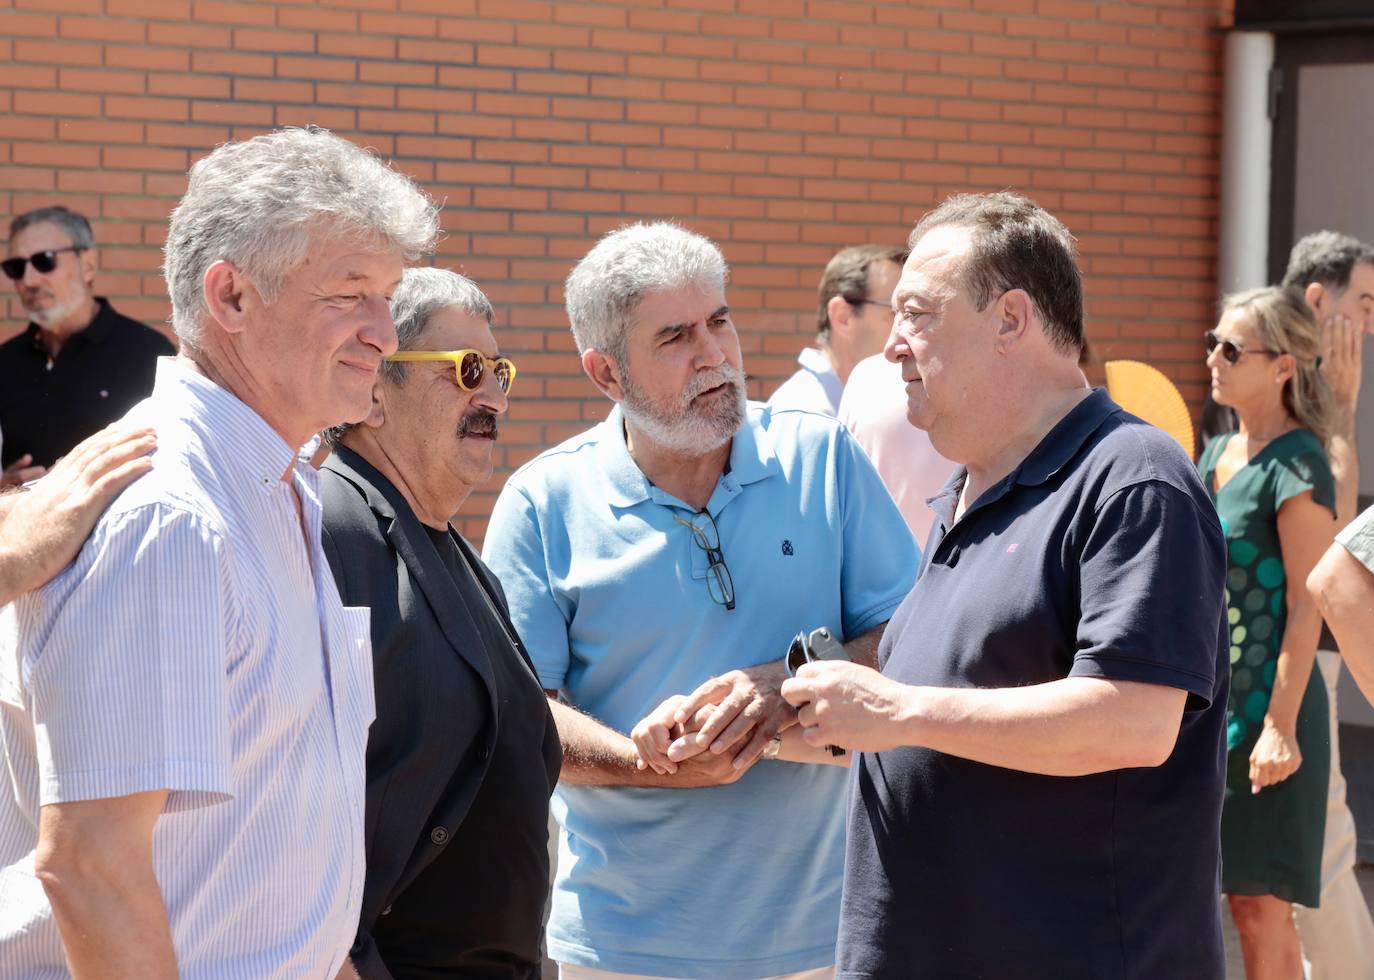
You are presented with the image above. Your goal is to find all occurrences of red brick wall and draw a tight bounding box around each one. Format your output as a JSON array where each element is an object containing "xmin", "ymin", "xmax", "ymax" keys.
[{"xmin": 0, "ymin": 0, "xmax": 1232, "ymax": 540}]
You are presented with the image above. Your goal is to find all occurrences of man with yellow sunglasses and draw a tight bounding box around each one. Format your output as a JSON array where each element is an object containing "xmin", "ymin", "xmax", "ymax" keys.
[{"xmin": 320, "ymin": 266, "xmax": 560, "ymax": 979}]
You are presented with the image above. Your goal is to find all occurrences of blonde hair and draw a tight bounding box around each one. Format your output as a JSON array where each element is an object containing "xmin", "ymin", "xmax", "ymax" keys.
[{"xmin": 1221, "ymin": 286, "xmax": 1335, "ymax": 446}]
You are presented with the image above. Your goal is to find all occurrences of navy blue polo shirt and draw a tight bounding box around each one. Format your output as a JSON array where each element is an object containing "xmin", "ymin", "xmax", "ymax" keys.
[{"xmin": 838, "ymin": 389, "xmax": 1229, "ymax": 980}]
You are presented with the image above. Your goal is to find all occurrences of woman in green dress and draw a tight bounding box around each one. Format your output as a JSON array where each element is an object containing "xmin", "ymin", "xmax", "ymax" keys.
[{"xmin": 1200, "ymin": 286, "xmax": 1339, "ymax": 980}]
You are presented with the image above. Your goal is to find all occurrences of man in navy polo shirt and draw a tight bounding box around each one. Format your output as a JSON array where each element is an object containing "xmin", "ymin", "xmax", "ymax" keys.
[{"xmin": 783, "ymin": 193, "xmax": 1229, "ymax": 979}]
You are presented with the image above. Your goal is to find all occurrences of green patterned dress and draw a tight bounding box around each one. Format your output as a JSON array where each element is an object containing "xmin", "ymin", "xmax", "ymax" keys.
[{"xmin": 1198, "ymin": 429, "xmax": 1333, "ymax": 907}]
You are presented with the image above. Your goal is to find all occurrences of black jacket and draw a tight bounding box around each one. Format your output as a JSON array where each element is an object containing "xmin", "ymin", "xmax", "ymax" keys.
[{"xmin": 320, "ymin": 448, "xmax": 561, "ymax": 979}]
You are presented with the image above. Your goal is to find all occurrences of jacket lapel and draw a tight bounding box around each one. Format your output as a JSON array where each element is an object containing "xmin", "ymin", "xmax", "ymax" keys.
[{"xmin": 323, "ymin": 449, "xmax": 499, "ymax": 719}]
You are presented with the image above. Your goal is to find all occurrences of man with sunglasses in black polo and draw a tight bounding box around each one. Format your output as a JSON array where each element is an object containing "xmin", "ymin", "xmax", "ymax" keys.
[{"xmin": 0, "ymin": 206, "xmax": 174, "ymax": 488}]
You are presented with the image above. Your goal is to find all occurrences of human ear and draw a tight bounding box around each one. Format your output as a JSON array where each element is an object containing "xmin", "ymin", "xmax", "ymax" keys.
[
  {"xmin": 202, "ymin": 260, "xmax": 254, "ymax": 336},
  {"xmin": 1304, "ymin": 282, "xmax": 1325, "ymax": 317},
  {"xmin": 827, "ymin": 294, "xmax": 854, "ymax": 341},
  {"xmin": 582, "ymin": 349, "xmax": 626, "ymax": 402},
  {"xmin": 79, "ymin": 246, "xmax": 98, "ymax": 286},
  {"xmin": 362, "ymin": 380, "xmax": 387, "ymax": 429},
  {"xmin": 994, "ymin": 289, "xmax": 1034, "ymax": 350}
]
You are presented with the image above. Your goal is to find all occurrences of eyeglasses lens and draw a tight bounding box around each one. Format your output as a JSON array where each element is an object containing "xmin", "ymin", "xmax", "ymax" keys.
[
  {"xmin": 1, "ymin": 250, "xmax": 63, "ymax": 280},
  {"xmin": 459, "ymin": 352, "xmax": 485, "ymax": 390},
  {"xmin": 1205, "ymin": 331, "xmax": 1241, "ymax": 364},
  {"xmin": 457, "ymin": 352, "xmax": 514, "ymax": 393}
]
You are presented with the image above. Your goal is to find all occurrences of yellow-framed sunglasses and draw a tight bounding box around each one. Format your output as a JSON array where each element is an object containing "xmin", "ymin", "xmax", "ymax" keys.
[{"xmin": 385, "ymin": 349, "xmax": 517, "ymax": 394}]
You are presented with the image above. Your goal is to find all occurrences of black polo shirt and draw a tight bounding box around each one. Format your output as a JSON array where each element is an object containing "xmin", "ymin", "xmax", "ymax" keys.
[
  {"xmin": 0, "ymin": 298, "xmax": 174, "ymax": 468},
  {"xmin": 838, "ymin": 389, "xmax": 1229, "ymax": 980}
]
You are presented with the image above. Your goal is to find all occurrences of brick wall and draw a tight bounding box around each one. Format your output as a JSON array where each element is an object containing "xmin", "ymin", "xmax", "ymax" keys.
[{"xmin": 0, "ymin": 0, "xmax": 1232, "ymax": 541}]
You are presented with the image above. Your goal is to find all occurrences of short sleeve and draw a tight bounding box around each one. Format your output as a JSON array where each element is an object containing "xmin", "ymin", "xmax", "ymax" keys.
[
  {"xmin": 482, "ymin": 482, "xmax": 572, "ymax": 691},
  {"xmin": 1070, "ymin": 481, "xmax": 1226, "ymax": 709},
  {"xmin": 837, "ymin": 427, "xmax": 920, "ymax": 639},
  {"xmin": 1272, "ymin": 438, "xmax": 1336, "ymax": 519},
  {"xmin": 1337, "ymin": 503, "xmax": 1374, "ymax": 574},
  {"xmin": 23, "ymin": 503, "xmax": 234, "ymax": 810}
]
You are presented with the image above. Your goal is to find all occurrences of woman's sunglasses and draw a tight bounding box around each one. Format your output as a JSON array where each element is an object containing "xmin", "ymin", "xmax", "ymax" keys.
[
  {"xmin": 1, "ymin": 246, "xmax": 85, "ymax": 281},
  {"xmin": 1204, "ymin": 329, "xmax": 1276, "ymax": 365},
  {"xmin": 385, "ymin": 349, "xmax": 517, "ymax": 394}
]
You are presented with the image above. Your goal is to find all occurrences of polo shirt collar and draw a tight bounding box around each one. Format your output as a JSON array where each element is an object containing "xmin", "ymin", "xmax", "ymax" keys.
[
  {"xmin": 1013, "ymin": 388, "xmax": 1119, "ymax": 488},
  {"xmin": 594, "ymin": 402, "xmax": 779, "ymax": 510},
  {"xmin": 928, "ymin": 388, "xmax": 1119, "ymax": 528}
]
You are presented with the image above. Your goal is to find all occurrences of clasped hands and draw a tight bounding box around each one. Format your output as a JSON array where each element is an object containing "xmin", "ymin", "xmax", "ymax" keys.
[
  {"xmin": 630, "ymin": 659, "xmax": 914, "ymax": 780},
  {"xmin": 630, "ymin": 660, "xmax": 792, "ymax": 782}
]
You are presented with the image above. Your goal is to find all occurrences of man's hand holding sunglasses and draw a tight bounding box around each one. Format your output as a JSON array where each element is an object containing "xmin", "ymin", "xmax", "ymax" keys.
[{"xmin": 781, "ymin": 661, "xmax": 918, "ymax": 756}]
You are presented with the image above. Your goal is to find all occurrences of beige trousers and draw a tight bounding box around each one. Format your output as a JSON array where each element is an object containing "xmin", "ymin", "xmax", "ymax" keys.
[{"xmin": 1293, "ymin": 651, "xmax": 1374, "ymax": 980}]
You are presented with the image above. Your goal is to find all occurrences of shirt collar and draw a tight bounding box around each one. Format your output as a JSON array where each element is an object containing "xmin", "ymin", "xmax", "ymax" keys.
[
  {"xmin": 796, "ymin": 346, "xmax": 835, "ymax": 376},
  {"xmin": 152, "ymin": 356, "xmax": 301, "ymax": 498},
  {"xmin": 594, "ymin": 402, "xmax": 779, "ymax": 510},
  {"xmin": 925, "ymin": 388, "xmax": 1119, "ymax": 527},
  {"xmin": 1013, "ymin": 388, "xmax": 1120, "ymax": 488}
]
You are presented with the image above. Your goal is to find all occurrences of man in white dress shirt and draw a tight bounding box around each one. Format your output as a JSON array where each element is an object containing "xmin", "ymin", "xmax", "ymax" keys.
[
  {"xmin": 768, "ymin": 244, "xmax": 903, "ymax": 415},
  {"xmin": 0, "ymin": 128, "xmax": 437, "ymax": 979}
]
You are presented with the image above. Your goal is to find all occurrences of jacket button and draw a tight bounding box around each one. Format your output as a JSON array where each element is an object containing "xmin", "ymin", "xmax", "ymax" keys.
[
  {"xmin": 477, "ymin": 744, "xmax": 490, "ymax": 762},
  {"xmin": 430, "ymin": 826, "xmax": 449, "ymax": 845},
  {"xmin": 381, "ymin": 905, "xmax": 392, "ymax": 916}
]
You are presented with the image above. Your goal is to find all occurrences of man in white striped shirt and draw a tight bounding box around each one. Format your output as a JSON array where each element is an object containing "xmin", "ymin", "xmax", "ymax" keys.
[{"xmin": 0, "ymin": 128, "xmax": 438, "ymax": 979}]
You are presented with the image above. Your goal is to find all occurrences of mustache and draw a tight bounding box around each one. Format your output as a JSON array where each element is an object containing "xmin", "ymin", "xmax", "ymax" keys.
[
  {"xmin": 456, "ymin": 410, "xmax": 499, "ymax": 440},
  {"xmin": 684, "ymin": 363, "xmax": 745, "ymax": 400}
]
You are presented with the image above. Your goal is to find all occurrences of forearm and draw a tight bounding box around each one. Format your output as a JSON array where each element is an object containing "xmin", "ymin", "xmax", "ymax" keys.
[
  {"xmin": 0, "ymin": 492, "xmax": 21, "ymax": 606},
  {"xmin": 1328, "ymin": 426, "xmax": 1360, "ymax": 528},
  {"xmin": 895, "ymin": 676, "xmax": 1185, "ymax": 776},
  {"xmin": 548, "ymin": 697, "xmax": 720, "ymax": 788},
  {"xmin": 1309, "ymin": 546, "xmax": 1374, "ymax": 706},
  {"xmin": 844, "ymin": 623, "xmax": 884, "ymax": 670},
  {"xmin": 39, "ymin": 853, "xmax": 176, "ymax": 978},
  {"xmin": 1264, "ymin": 597, "xmax": 1325, "ymax": 733}
]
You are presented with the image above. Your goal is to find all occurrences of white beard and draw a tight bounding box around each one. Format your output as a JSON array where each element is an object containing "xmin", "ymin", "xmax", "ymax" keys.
[{"xmin": 620, "ymin": 363, "xmax": 748, "ymax": 455}]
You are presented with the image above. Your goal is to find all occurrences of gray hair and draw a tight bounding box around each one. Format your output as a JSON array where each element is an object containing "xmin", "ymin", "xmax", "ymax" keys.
[
  {"xmin": 1281, "ymin": 230, "xmax": 1374, "ymax": 295},
  {"xmin": 164, "ymin": 126, "xmax": 439, "ymax": 354},
  {"xmin": 324, "ymin": 266, "xmax": 495, "ymax": 446},
  {"xmin": 9, "ymin": 206, "xmax": 95, "ymax": 249},
  {"xmin": 380, "ymin": 266, "xmax": 494, "ymax": 384},
  {"xmin": 564, "ymin": 221, "xmax": 728, "ymax": 363}
]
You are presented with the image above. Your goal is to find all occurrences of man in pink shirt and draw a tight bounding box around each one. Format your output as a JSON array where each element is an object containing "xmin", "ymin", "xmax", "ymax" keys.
[{"xmin": 839, "ymin": 353, "xmax": 956, "ymax": 546}]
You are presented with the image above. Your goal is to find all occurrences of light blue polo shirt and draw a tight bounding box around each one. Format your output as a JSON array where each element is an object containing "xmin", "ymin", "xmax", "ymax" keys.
[{"xmin": 483, "ymin": 401, "xmax": 917, "ymax": 979}]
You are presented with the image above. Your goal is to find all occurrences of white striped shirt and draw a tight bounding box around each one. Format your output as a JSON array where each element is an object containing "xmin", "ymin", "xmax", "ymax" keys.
[{"xmin": 0, "ymin": 357, "xmax": 375, "ymax": 979}]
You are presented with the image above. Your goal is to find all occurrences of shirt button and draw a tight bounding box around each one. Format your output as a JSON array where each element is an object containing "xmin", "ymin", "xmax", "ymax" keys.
[{"xmin": 430, "ymin": 826, "xmax": 449, "ymax": 845}]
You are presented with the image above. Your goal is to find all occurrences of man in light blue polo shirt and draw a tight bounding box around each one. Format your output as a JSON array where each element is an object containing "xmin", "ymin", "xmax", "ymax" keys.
[{"xmin": 483, "ymin": 221, "xmax": 917, "ymax": 980}]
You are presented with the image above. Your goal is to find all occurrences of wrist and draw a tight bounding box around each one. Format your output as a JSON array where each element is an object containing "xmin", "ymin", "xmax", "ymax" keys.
[
  {"xmin": 895, "ymin": 684, "xmax": 926, "ymax": 746},
  {"xmin": 1261, "ymin": 715, "xmax": 1296, "ymax": 737}
]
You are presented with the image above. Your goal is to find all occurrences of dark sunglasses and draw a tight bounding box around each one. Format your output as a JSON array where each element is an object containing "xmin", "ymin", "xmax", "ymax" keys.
[
  {"xmin": 2, "ymin": 246, "xmax": 85, "ymax": 281},
  {"xmin": 385, "ymin": 349, "xmax": 517, "ymax": 394},
  {"xmin": 785, "ymin": 626, "xmax": 848, "ymax": 677},
  {"xmin": 1205, "ymin": 329, "xmax": 1277, "ymax": 365}
]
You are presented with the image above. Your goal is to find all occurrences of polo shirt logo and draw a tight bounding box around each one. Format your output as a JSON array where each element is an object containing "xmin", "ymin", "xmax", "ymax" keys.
[{"xmin": 781, "ymin": 539, "xmax": 794, "ymax": 556}]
